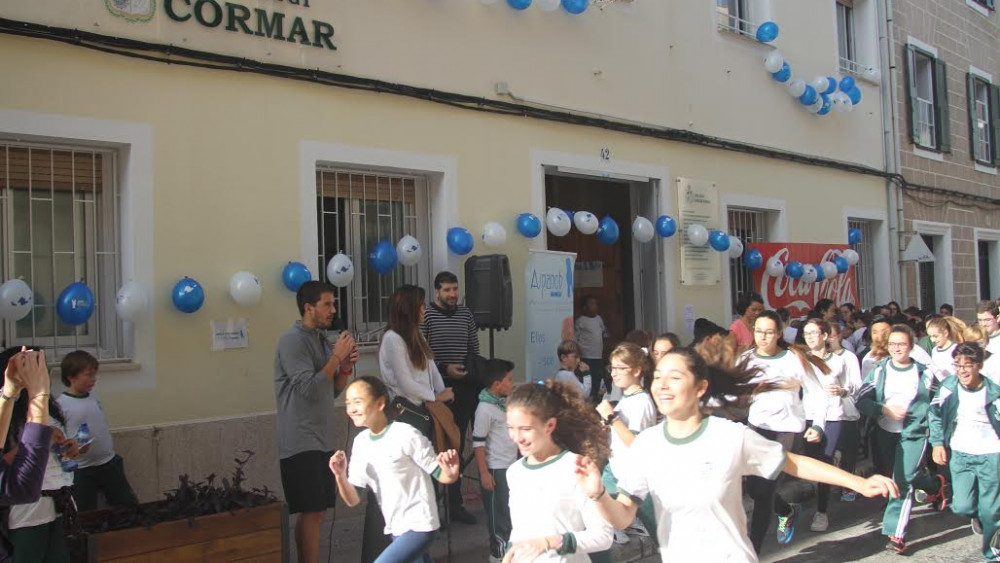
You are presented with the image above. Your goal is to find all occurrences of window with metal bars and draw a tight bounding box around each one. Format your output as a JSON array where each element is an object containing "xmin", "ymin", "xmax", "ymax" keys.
[
  {"xmin": 836, "ymin": 1, "xmax": 857, "ymax": 74},
  {"xmin": 728, "ymin": 208, "xmax": 768, "ymax": 316},
  {"xmin": 716, "ymin": 0, "xmax": 755, "ymax": 37},
  {"xmin": 848, "ymin": 219, "xmax": 876, "ymax": 310},
  {"xmin": 315, "ymin": 168, "xmax": 431, "ymax": 346},
  {"xmin": 0, "ymin": 143, "xmax": 123, "ymax": 359}
]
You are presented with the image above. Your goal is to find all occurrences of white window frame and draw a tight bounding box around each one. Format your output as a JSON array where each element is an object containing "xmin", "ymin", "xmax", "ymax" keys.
[
  {"xmin": 966, "ymin": 0, "xmax": 995, "ymax": 18},
  {"xmin": 912, "ymin": 220, "xmax": 954, "ymax": 311},
  {"xmin": 970, "ymin": 66, "xmax": 995, "ymax": 169},
  {"xmin": 843, "ymin": 207, "xmax": 890, "ymax": 308},
  {"xmin": 300, "ymin": 143, "xmax": 455, "ymax": 348},
  {"xmin": 715, "ymin": 0, "xmax": 771, "ymax": 40},
  {"xmin": 975, "ymin": 228, "xmax": 1000, "ymax": 302},
  {"xmin": 0, "ymin": 109, "xmax": 154, "ymax": 391},
  {"xmin": 835, "ymin": 0, "xmax": 879, "ymax": 81},
  {"xmin": 720, "ymin": 193, "xmax": 786, "ymax": 321}
]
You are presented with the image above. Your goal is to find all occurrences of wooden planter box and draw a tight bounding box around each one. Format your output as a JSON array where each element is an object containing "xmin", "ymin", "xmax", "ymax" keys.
[{"xmin": 84, "ymin": 502, "xmax": 286, "ymax": 563}]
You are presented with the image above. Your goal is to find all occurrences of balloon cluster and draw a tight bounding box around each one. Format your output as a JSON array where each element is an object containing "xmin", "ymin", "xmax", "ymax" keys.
[
  {"xmin": 682, "ymin": 224, "xmax": 748, "ymax": 259},
  {"xmin": 512, "ymin": 209, "xmax": 684, "ymax": 247},
  {"xmin": 758, "ymin": 21, "xmax": 869, "ymax": 116},
  {"xmin": 485, "ymin": 0, "xmax": 590, "ymax": 14},
  {"xmin": 743, "ymin": 248, "xmax": 861, "ymax": 284}
]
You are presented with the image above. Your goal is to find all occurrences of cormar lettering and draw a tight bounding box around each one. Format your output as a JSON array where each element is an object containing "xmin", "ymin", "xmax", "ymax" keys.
[{"xmin": 164, "ymin": 0, "xmax": 336, "ymax": 50}]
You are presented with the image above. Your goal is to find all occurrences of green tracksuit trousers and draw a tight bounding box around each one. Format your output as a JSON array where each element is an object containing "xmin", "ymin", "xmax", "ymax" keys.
[
  {"xmin": 875, "ymin": 427, "xmax": 940, "ymax": 539},
  {"xmin": 950, "ymin": 450, "xmax": 1000, "ymax": 561}
]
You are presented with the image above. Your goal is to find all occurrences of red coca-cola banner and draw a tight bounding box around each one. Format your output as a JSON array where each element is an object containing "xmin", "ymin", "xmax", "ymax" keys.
[{"xmin": 748, "ymin": 243, "xmax": 859, "ymax": 318}]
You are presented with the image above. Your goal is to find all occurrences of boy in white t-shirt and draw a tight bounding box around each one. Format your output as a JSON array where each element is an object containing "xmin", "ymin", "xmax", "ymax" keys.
[
  {"xmin": 553, "ymin": 341, "xmax": 592, "ymax": 398},
  {"xmin": 472, "ymin": 359, "xmax": 518, "ymax": 563},
  {"xmin": 575, "ymin": 295, "xmax": 608, "ymax": 403},
  {"xmin": 56, "ymin": 351, "xmax": 138, "ymax": 511}
]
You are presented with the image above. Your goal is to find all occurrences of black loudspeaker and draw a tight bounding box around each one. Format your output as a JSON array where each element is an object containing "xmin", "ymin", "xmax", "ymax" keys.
[{"xmin": 464, "ymin": 254, "xmax": 513, "ymax": 330}]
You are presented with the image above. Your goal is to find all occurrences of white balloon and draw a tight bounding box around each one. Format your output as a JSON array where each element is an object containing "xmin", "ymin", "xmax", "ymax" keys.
[
  {"xmin": 574, "ymin": 211, "xmax": 599, "ymax": 235},
  {"xmin": 810, "ymin": 76, "xmax": 829, "ymax": 94},
  {"xmin": 766, "ymin": 258, "xmax": 785, "ymax": 278},
  {"xmin": 802, "ymin": 265, "xmax": 818, "ymax": 284},
  {"xmin": 482, "ymin": 222, "xmax": 508, "ymax": 248},
  {"xmin": 326, "ymin": 253, "xmax": 355, "ymax": 288},
  {"xmin": 0, "ymin": 279, "xmax": 33, "ymax": 321},
  {"xmin": 546, "ymin": 208, "xmax": 572, "ymax": 237},
  {"xmin": 786, "ymin": 78, "xmax": 806, "ymax": 98},
  {"xmin": 114, "ymin": 280, "xmax": 148, "ymax": 322},
  {"xmin": 864, "ymin": 67, "xmax": 881, "ymax": 82},
  {"xmin": 687, "ymin": 224, "xmax": 709, "ymax": 247},
  {"xmin": 728, "ymin": 237, "xmax": 744, "ymax": 259},
  {"xmin": 842, "ymin": 249, "xmax": 860, "ymax": 266},
  {"xmin": 631, "ymin": 217, "xmax": 655, "ymax": 244},
  {"xmin": 396, "ymin": 235, "xmax": 423, "ymax": 267},
  {"xmin": 821, "ymin": 261, "xmax": 838, "ymax": 280},
  {"xmin": 834, "ymin": 92, "xmax": 852, "ymax": 114},
  {"xmin": 763, "ymin": 50, "xmax": 784, "ymax": 73},
  {"xmin": 229, "ymin": 271, "xmax": 262, "ymax": 306},
  {"xmin": 537, "ymin": 0, "xmax": 561, "ymax": 10}
]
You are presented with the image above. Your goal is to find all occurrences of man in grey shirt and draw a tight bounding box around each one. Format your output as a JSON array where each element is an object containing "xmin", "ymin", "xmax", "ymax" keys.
[{"xmin": 275, "ymin": 281, "xmax": 356, "ymax": 563}]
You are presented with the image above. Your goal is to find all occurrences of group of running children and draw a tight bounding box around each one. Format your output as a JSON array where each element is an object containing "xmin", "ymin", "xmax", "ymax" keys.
[{"xmin": 327, "ymin": 299, "xmax": 1000, "ymax": 563}]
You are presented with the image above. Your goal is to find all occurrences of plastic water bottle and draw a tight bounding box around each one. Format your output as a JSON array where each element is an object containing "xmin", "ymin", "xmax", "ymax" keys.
[{"xmin": 75, "ymin": 423, "xmax": 93, "ymax": 447}]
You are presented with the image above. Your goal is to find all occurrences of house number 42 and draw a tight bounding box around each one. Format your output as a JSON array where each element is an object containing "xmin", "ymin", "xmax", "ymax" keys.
[{"xmin": 600, "ymin": 147, "xmax": 611, "ymax": 161}]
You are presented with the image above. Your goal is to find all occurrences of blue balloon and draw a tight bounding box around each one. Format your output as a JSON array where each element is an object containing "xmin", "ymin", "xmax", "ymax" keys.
[
  {"xmin": 839, "ymin": 75, "xmax": 856, "ymax": 93},
  {"xmin": 369, "ymin": 240, "xmax": 398, "ymax": 273},
  {"xmin": 847, "ymin": 86, "xmax": 862, "ymax": 105},
  {"xmin": 709, "ymin": 230, "xmax": 731, "ymax": 252},
  {"xmin": 516, "ymin": 213, "xmax": 542, "ymax": 238},
  {"xmin": 799, "ymin": 85, "xmax": 818, "ymax": 106},
  {"xmin": 815, "ymin": 264, "xmax": 826, "ymax": 282},
  {"xmin": 822, "ymin": 77, "xmax": 838, "ymax": 96},
  {"xmin": 743, "ymin": 249, "xmax": 764, "ymax": 270},
  {"xmin": 172, "ymin": 277, "xmax": 204, "ymax": 314},
  {"xmin": 56, "ymin": 282, "xmax": 95, "ymax": 326},
  {"xmin": 848, "ymin": 227, "xmax": 863, "ymax": 245},
  {"xmin": 282, "ymin": 262, "xmax": 312, "ymax": 292},
  {"xmin": 507, "ymin": 0, "xmax": 532, "ymax": 9},
  {"xmin": 596, "ymin": 216, "xmax": 619, "ymax": 245},
  {"xmin": 834, "ymin": 256, "xmax": 849, "ymax": 273},
  {"xmin": 771, "ymin": 62, "xmax": 791, "ymax": 83},
  {"xmin": 785, "ymin": 261, "xmax": 804, "ymax": 280},
  {"xmin": 817, "ymin": 94, "xmax": 832, "ymax": 116},
  {"xmin": 561, "ymin": 0, "xmax": 588, "ymax": 14},
  {"xmin": 755, "ymin": 21, "xmax": 779, "ymax": 43},
  {"xmin": 447, "ymin": 227, "xmax": 475, "ymax": 255},
  {"xmin": 655, "ymin": 215, "xmax": 677, "ymax": 238}
]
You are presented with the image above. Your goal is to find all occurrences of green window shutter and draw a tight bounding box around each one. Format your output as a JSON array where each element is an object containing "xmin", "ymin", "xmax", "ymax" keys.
[
  {"xmin": 934, "ymin": 57, "xmax": 951, "ymax": 152},
  {"xmin": 904, "ymin": 45, "xmax": 917, "ymax": 145},
  {"xmin": 967, "ymin": 73, "xmax": 979, "ymax": 161},
  {"xmin": 990, "ymin": 84, "xmax": 1000, "ymax": 166}
]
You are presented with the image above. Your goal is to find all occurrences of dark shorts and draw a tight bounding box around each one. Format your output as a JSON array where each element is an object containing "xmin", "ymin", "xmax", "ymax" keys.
[{"xmin": 279, "ymin": 450, "xmax": 337, "ymax": 515}]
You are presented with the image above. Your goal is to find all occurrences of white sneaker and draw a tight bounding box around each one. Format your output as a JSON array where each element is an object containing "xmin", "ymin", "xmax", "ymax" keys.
[
  {"xmin": 810, "ymin": 512, "xmax": 829, "ymax": 532},
  {"xmin": 613, "ymin": 529, "xmax": 630, "ymax": 544}
]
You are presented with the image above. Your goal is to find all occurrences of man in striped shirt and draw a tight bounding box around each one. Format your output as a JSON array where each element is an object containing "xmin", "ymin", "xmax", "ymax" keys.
[{"xmin": 422, "ymin": 271, "xmax": 481, "ymax": 525}]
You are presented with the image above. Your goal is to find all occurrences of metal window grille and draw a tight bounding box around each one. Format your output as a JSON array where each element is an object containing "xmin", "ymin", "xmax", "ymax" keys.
[
  {"xmin": 728, "ymin": 208, "xmax": 768, "ymax": 316},
  {"xmin": 0, "ymin": 143, "xmax": 123, "ymax": 359},
  {"xmin": 837, "ymin": 2, "xmax": 858, "ymax": 75},
  {"xmin": 848, "ymin": 219, "xmax": 876, "ymax": 310},
  {"xmin": 911, "ymin": 51, "xmax": 937, "ymax": 149},
  {"xmin": 315, "ymin": 168, "xmax": 430, "ymax": 346},
  {"xmin": 974, "ymin": 80, "xmax": 992, "ymax": 163},
  {"xmin": 716, "ymin": 0, "xmax": 756, "ymax": 37}
]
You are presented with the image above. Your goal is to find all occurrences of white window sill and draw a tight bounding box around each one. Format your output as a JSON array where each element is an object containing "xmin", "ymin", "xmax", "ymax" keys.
[
  {"xmin": 716, "ymin": 24, "xmax": 768, "ymax": 49},
  {"xmin": 913, "ymin": 146, "xmax": 945, "ymax": 162},
  {"xmin": 966, "ymin": 0, "xmax": 992, "ymax": 17},
  {"xmin": 840, "ymin": 61, "xmax": 881, "ymax": 86},
  {"xmin": 975, "ymin": 162, "xmax": 998, "ymax": 175}
]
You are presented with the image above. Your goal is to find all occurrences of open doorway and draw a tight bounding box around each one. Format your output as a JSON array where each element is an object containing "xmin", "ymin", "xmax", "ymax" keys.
[{"xmin": 544, "ymin": 172, "xmax": 661, "ymax": 343}]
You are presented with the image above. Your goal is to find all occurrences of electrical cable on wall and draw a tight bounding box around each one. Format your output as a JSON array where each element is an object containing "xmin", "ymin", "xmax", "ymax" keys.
[{"xmin": 1, "ymin": 17, "xmax": 997, "ymax": 212}]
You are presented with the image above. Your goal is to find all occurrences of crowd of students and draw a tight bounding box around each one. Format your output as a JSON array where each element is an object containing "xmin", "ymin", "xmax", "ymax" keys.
[{"xmin": 326, "ymin": 288, "xmax": 1000, "ymax": 563}]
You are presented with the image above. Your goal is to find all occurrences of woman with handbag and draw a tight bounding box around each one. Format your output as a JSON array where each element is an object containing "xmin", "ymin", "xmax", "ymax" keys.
[{"xmin": 379, "ymin": 285, "xmax": 454, "ymax": 438}]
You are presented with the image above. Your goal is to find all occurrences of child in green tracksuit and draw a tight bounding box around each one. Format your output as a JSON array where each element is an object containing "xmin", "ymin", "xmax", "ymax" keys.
[
  {"xmin": 930, "ymin": 342, "xmax": 1000, "ymax": 562},
  {"xmin": 857, "ymin": 324, "xmax": 946, "ymax": 555}
]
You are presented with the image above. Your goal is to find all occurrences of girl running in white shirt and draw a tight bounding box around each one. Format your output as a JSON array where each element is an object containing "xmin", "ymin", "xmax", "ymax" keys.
[
  {"xmin": 801, "ymin": 319, "xmax": 857, "ymax": 530},
  {"xmin": 328, "ymin": 376, "xmax": 459, "ymax": 563},
  {"xmin": 927, "ymin": 316, "xmax": 968, "ymax": 379},
  {"xmin": 503, "ymin": 381, "xmax": 613, "ymax": 563},
  {"xmin": 574, "ymin": 335, "xmax": 898, "ymax": 563},
  {"xmin": 966, "ymin": 325, "xmax": 1000, "ymax": 384},
  {"xmin": 828, "ymin": 322, "xmax": 864, "ymax": 502}
]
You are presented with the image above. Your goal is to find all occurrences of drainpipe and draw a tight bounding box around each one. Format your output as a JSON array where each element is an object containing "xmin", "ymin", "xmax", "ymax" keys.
[{"xmin": 877, "ymin": 0, "xmax": 906, "ymax": 305}]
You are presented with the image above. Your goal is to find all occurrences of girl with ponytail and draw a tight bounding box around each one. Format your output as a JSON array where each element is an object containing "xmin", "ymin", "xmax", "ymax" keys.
[
  {"xmin": 926, "ymin": 315, "xmax": 968, "ymax": 378},
  {"xmin": 574, "ymin": 335, "xmax": 898, "ymax": 563},
  {"xmin": 502, "ymin": 381, "xmax": 613, "ymax": 562}
]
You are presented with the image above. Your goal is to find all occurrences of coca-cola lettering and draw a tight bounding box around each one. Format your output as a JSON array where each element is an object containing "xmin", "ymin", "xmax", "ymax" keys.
[{"xmin": 751, "ymin": 243, "xmax": 858, "ymax": 318}]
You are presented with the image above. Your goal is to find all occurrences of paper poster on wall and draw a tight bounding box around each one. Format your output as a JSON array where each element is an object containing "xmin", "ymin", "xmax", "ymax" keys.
[
  {"xmin": 683, "ymin": 304, "xmax": 696, "ymax": 333},
  {"xmin": 574, "ymin": 261, "xmax": 604, "ymax": 288},
  {"xmin": 677, "ymin": 178, "xmax": 720, "ymax": 285},
  {"xmin": 524, "ymin": 250, "xmax": 576, "ymax": 383},
  {"xmin": 211, "ymin": 319, "xmax": 249, "ymax": 351},
  {"xmin": 748, "ymin": 243, "xmax": 859, "ymax": 318}
]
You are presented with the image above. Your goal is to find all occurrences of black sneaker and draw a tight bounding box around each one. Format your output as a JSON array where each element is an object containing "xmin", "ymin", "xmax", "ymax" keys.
[{"xmin": 449, "ymin": 505, "xmax": 478, "ymax": 525}]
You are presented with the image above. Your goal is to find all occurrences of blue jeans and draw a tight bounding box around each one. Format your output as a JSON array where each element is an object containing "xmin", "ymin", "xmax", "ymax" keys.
[{"xmin": 374, "ymin": 530, "xmax": 437, "ymax": 563}]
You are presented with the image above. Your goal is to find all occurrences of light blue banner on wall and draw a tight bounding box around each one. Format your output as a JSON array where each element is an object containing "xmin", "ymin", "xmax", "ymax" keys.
[{"xmin": 524, "ymin": 249, "xmax": 577, "ymax": 383}]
